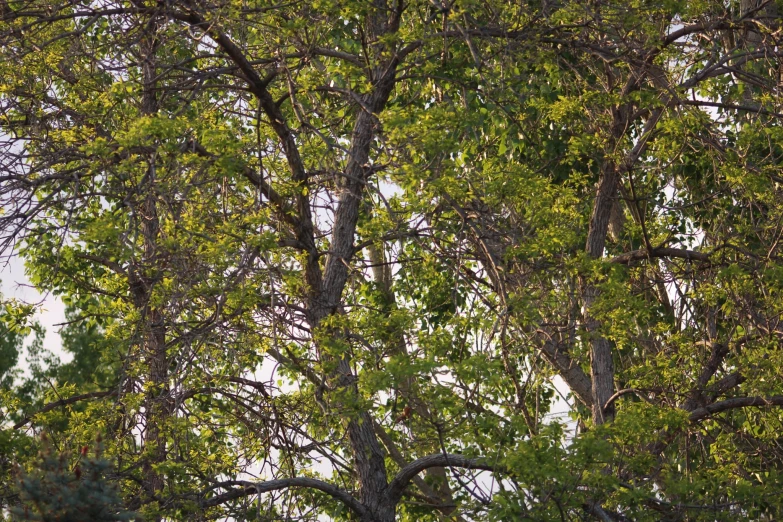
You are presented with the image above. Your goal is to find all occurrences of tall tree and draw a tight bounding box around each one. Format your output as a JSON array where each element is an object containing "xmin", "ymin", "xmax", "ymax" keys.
[{"xmin": 1, "ymin": 1, "xmax": 783, "ymax": 521}]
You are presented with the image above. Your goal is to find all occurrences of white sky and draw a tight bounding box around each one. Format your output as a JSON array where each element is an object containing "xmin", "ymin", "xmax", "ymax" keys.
[{"xmin": 1, "ymin": 254, "xmax": 69, "ymax": 370}]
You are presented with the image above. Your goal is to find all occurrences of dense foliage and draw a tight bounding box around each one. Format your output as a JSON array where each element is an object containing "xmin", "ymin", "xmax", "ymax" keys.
[
  {"xmin": 11, "ymin": 436, "xmax": 136, "ymax": 522},
  {"xmin": 1, "ymin": 0, "xmax": 783, "ymax": 520}
]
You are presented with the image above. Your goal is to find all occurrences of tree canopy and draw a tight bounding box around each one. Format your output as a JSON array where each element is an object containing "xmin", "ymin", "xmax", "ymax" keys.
[{"xmin": 2, "ymin": 0, "xmax": 783, "ymax": 520}]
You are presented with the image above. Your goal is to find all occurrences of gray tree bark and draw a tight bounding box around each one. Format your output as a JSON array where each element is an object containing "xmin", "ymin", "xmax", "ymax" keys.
[{"xmin": 133, "ymin": 10, "xmax": 171, "ymax": 515}]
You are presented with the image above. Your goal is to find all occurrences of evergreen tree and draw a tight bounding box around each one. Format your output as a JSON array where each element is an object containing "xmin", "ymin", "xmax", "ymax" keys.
[{"xmin": 11, "ymin": 436, "xmax": 135, "ymax": 522}]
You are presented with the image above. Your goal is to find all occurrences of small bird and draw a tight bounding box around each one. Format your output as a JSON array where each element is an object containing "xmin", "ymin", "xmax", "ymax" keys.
[{"xmin": 394, "ymin": 406, "xmax": 412, "ymax": 424}]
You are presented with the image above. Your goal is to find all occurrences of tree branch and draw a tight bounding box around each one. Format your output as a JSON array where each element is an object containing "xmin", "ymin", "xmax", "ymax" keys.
[
  {"xmin": 12, "ymin": 390, "xmax": 118, "ymax": 430},
  {"xmin": 610, "ymin": 247, "xmax": 711, "ymax": 265},
  {"xmin": 373, "ymin": 421, "xmax": 445, "ymax": 504},
  {"xmin": 689, "ymin": 396, "xmax": 783, "ymax": 422},
  {"xmin": 682, "ymin": 341, "xmax": 729, "ymax": 411},
  {"xmin": 662, "ymin": 19, "xmax": 732, "ymax": 46},
  {"xmin": 200, "ymin": 477, "xmax": 368, "ymax": 517},
  {"xmin": 603, "ymin": 388, "xmax": 655, "ymax": 412},
  {"xmin": 538, "ymin": 334, "xmax": 594, "ymax": 408},
  {"xmin": 386, "ymin": 454, "xmax": 495, "ymax": 505},
  {"xmin": 678, "ymin": 99, "xmax": 783, "ymax": 120},
  {"xmin": 185, "ymin": 139, "xmax": 299, "ymax": 229},
  {"xmin": 173, "ymin": 2, "xmax": 322, "ymax": 295}
]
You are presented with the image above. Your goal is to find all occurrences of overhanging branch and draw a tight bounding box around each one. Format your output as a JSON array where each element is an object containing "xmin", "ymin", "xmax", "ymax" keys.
[
  {"xmin": 689, "ymin": 396, "xmax": 783, "ymax": 421},
  {"xmin": 201, "ymin": 477, "xmax": 368, "ymax": 517},
  {"xmin": 385, "ymin": 453, "xmax": 495, "ymax": 505}
]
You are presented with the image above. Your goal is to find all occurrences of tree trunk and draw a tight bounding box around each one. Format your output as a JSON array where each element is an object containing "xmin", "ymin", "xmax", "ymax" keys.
[
  {"xmin": 135, "ymin": 13, "xmax": 170, "ymax": 514},
  {"xmin": 303, "ymin": 3, "xmax": 405, "ymax": 516},
  {"xmin": 582, "ymin": 107, "xmax": 630, "ymax": 425},
  {"xmin": 583, "ymin": 163, "xmax": 619, "ymax": 425}
]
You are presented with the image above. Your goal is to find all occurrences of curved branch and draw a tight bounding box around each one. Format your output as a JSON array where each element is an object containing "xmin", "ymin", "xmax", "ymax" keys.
[
  {"xmin": 386, "ymin": 454, "xmax": 495, "ymax": 505},
  {"xmin": 201, "ymin": 477, "xmax": 368, "ymax": 517},
  {"xmin": 662, "ymin": 19, "xmax": 732, "ymax": 46},
  {"xmin": 225, "ymin": 376, "xmax": 270, "ymax": 396},
  {"xmin": 373, "ymin": 421, "xmax": 443, "ymax": 503},
  {"xmin": 679, "ymin": 99, "xmax": 783, "ymax": 120},
  {"xmin": 12, "ymin": 390, "xmax": 118, "ymax": 430},
  {"xmin": 689, "ymin": 396, "xmax": 783, "ymax": 422},
  {"xmin": 602, "ymin": 388, "xmax": 656, "ymax": 413}
]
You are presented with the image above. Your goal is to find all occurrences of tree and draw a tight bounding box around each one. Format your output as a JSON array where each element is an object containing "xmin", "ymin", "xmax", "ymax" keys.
[
  {"xmin": 1, "ymin": 0, "xmax": 783, "ymax": 521},
  {"xmin": 10, "ymin": 436, "xmax": 136, "ymax": 522},
  {"xmin": 0, "ymin": 298, "xmax": 31, "ymax": 391}
]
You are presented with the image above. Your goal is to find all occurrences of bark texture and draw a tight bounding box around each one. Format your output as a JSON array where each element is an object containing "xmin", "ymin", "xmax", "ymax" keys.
[{"xmin": 134, "ymin": 13, "xmax": 171, "ymax": 513}]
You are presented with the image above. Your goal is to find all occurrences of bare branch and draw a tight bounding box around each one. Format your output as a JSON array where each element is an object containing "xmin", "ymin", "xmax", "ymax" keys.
[{"xmin": 602, "ymin": 388, "xmax": 655, "ymax": 413}]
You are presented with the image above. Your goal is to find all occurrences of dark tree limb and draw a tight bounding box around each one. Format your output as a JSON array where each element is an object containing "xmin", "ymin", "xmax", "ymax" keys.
[
  {"xmin": 689, "ymin": 396, "xmax": 783, "ymax": 421},
  {"xmin": 602, "ymin": 388, "xmax": 656, "ymax": 413},
  {"xmin": 172, "ymin": 2, "xmax": 323, "ymax": 298},
  {"xmin": 12, "ymin": 390, "xmax": 118, "ymax": 430},
  {"xmin": 706, "ymin": 372, "xmax": 746, "ymax": 400},
  {"xmin": 539, "ymin": 336, "xmax": 594, "ymax": 408},
  {"xmin": 200, "ymin": 478, "xmax": 368, "ymax": 517},
  {"xmin": 372, "ymin": 421, "xmax": 445, "ymax": 505},
  {"xmin": 385, "ymin": 454, "xmax": 495, "ymax": 505}
]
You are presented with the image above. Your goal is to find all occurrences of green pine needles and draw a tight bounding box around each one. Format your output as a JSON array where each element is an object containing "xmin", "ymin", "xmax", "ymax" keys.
[{"xmin": 11, "ymin": 436, "xmax": 135, "ymax": 522}]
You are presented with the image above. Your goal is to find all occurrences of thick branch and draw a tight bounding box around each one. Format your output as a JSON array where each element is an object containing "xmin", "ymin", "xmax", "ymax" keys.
[
  {"xmin": 682, "ymin": 341, "xmax": 729, "ymax": 411},
  {"xmin": 662, "ymin": 19, "xmax": 732, "ymax": 46},
  {"xmin": 689, "ymin": 396, "xmax": 783, "ymax": 422},
  {"xmin": 172, "ymin": 7, "xmax": 304, "ymax": 181},
  {"xmin": 201, "ymin": 477, "xmax": 368, "ymax": 517},
  {"xmin": 539, "ymin": 337, "xmax": 593, "ymax": 408},
  {"xmin": 174, "ymin": 3, "xmax": 322, "ymax": 295},
  {"xmin": 707, "ymin": 372, "xmax": 746, "ymax": 399},
  {"xmin": 386, "ymin": 454, "xmax": 494, "ymax": 505},
  {"xmin": 373, "ymin": 421, "xmax": 445, "ymax": 504}
]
